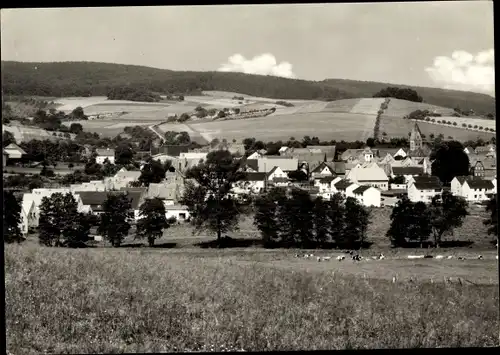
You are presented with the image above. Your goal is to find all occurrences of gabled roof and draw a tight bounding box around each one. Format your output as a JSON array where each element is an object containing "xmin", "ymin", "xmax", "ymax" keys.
[
  {"xmin": 453, "ymin": 176, "xmax": 469, "ymax": 185},
  {"xmin": 243, "ymin": 172, "xmax": 267, "ymax": 181},
  {"xmin": 96, "ymin": 148, "xmax": 115, "ymax": 157},
  {"xmin": 4, "ymin": 143, "xmax": 27, "ymax": 155},
  {"xmin": 267, "ymin": 166, "xmax": 280, "ymax": 177},
  {"xmin": 334, "ymin": 179, "xmax": 353, "ymax": 191},
  {"xmin": 311, "ymin": 162, "xmax": 334, "ymax": 174},
  {"xmin": 114, "ymin": 169, "xmax": 142, "ymax": 180},
  {"xmin": 392, "ymin": 166, "xmax": 424, "ymax": 176},
  {"xmin": 244, "ymin": 159, "xmax": 259, "ymax": 171},
  {"xmin": 353, "ymin": 185, "xmax": 372, "ymax": 195},
  {"xmin": 154, "ymin": 145, "xmax": 190, "ymax": 157},
  {"xmin": 146, "ymin": 182, "xmax": 177, "ymax": 200},
  {"xmin": 319, "ymin": 175, "xmax": 337, "ymax": 184},
  {"xmin": 349, "ymin": 162, "xmax": 389, "ymax": 182},
  {"xmin": 21, "ymin": 195, "xmax": 35, "ymax": 216},
  {"xmin": 465, "ymin": 178, "xmax": 495, "ymax": 190},
  {"xmin": 332, "ymin": 161, "xmax": 346, "ymax": 174},
  {"xmin": 412, "ymin": 176, "xmax": 442, "ymax": 190}
]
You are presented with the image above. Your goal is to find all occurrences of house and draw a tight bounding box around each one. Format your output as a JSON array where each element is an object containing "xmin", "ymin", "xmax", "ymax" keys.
[
  {"xmin": 391, "ymin": 166, "xmax": 424, "ymax": 181},
  {"xmin": 316, "ymin": 176, "xmax": 342, "ymax": 197},
  {"xmin": 95, "ymin": 148, "xmax": 115, "ymax": 164},
  {"xmin": 232, "ymin": 172, "xmax": 267, "ymax": 195},
  {"xmin": 20, "ymin": 197, "xmax": 36, "ymax": 235},
  {"xmin": 346, "ymin": 162, "xmax": 389, "ymax": 190},
  {"xmin": 110, "ymin": 168, "xmax": 142, "ymax": 188},
  {"xmin": 4, "ymin": 143, "xmax": 27, "ymax": 160},
  {"xmin": 451, "ymin": 176, "xmax": 496, "ymax": 202},
  {"xmin": 257, "ymin": 157, "xmax": 298, "ymax": 173},
  {"xmin": 407, "ymin": 176, "xmax": 442, "ymax": 203},
  {"xmin": 175, "ymin": 152, "xmax": 208, "ymax": 173},
  {"xmin": 470, "ymin": 158, "xmax": 496, "ymax": 179},
  {"xmin": 475, "ymin": 144, "xmax": 496, "ymax": 154},
  {"xmin": 341, "ymin": 147, "xmax": 376, "ymax": 163},
  {"xmin": 146, "ymin": 182, "xmax": 179, "ymax": 205},
  {"xmin": 71, "ymin": 181, "xmax": 107, "ymax": 192},
  {"xmin": 378, "ymin": 148, "xmax": 407, "ymax": 159},
  {"xmin": 463, "ymin": 146, "xmax": 476, "ymax": 155},
  {"xmin": 266, "ymin": 166, "xmax": 290, "ymax": 187},
  {"xmin": 247, "ymin": 151, "xmax": 262, "ymax": 160},
  {"xmin": 238, "ymin": 159, "xmax": 259, "ymax": 172},
  {"xmin": 332, "ymin": 161, "xmax": 346, "ymax": 177},
  {"xmin": 333, "ymin": 179, "xmax": 359, "ymax": 198},
  {"xmin": 164, "ymin": 204, "xmax": 190, "ymax": 223},
  {"xmin": 76, "ymin": 189, "xmax": 145, "ymax": 220},
  {"xmin": 310, "ymin": 162, "xmax": 335, "ymax": 180},
  {"xmin": 352, "ymin": 185, "xmax": 381, "ymax": 207}
]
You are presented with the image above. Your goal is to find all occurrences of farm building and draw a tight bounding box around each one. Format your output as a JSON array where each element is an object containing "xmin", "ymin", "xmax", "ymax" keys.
[
  {"xmin": 310, "ymin": 162, "xmax": 336, "ymax": 180},
  {"xmin": 151, "ymin": 145, "xmax": 190, "ymax": 157},
  {"xmin": 4, "ymin": 143, "xmax": 27, "ymax": 161},
  {"xmin": 391, "ymin": 166, "xmax": 425, "ymax": 180},
  {"xmin": 257, "ymin": 156, "xmax": 298, "ymax": 173},
  {"xmin": 475, "ymin": 144, "xmax": 496, "ymax": 154},
  {"xmin": 333, "ymin": 179, "xmax": 359, "ymax": 198},
  {"xmin": 407, "ymin": 176, "xmax": 443, "ymax": 203},
  {"xmin": 95, "ymin": 148, "xmax": 115, "ymax": 164},
  {"xmin": 238, "ymin": 159, "xmax": 259, "ymax": 172},
  {"xmin": 450, "ymin": 176, "xmax": 496, "ymax": 202},
  {"xmin": 469, "ymin": 157, "xmax": 496, "ymax": 179},
  {"xmin": 345, "ymin": 162, "xmax": 389, "ymax": 190},
  {"xmin": 316, "ymin": 176, "xmax": 342, "ymax": 195},
  {"xmin": 352, "ymin": 185, "xmax": 381, "ymax": 207}
]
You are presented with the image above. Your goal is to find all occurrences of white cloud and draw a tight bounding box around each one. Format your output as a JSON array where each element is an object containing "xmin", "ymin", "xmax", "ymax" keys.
[
  {"xmin": 425, "ymin": 49, "xmax": 495, "ymax": 95},
  {"xmin": 217, "ymin": 53, "xmax": 296, "ymax": 79}
]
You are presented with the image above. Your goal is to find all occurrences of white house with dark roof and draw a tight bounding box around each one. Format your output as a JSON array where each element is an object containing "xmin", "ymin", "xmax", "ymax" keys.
[
  {"xmin": 95, "ymin": 148, "xmax": 115, "ymax": 164},
  {"xmin": 333, "ymin": 179, "xmax": 359, "ymax": 198},
  {"xmin": 310, "ymin": 162, "xmax": 335, "ymax": 180},
  {"xmin": 407, "ymin": 176, "xmax": 443, "ymax": 203},
  {"xmin": 352, "ymin": 185, "xmax": 381, "ymax": 207},
  {"xmin": 4, "ymin": 143, "xmax": 27, "ymax": 160},
  {"xmin": 451, "ymin": 176, "xmax": 496, "ymax": 202},
  {"xmin": 316, "ymin": 176, "xmax": 342, "ymax": 194},
  {"xmin": 231, "ymin": 172, "xmax": 267, "ymax": 195},
  {"xmin": 345, "ymin": 162, "xmax": 389, "ymax": 191},
  {"xmin": 390, "ymin": 166, "xmax": 424, "ymax": 182}
]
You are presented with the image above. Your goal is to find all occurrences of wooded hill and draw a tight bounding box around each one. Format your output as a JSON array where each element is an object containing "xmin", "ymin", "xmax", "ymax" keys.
[{"xmin": 1, "ymin": 61, "xmax": 495, "ymax": 114}]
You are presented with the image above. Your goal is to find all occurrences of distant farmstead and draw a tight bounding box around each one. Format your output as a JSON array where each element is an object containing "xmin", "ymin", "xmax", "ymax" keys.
[{"xmin": 95, "ymin": 148, "xmax": 116, "ymax": 164}]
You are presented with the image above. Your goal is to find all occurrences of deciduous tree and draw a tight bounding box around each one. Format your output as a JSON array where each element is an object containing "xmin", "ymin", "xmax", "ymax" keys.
[
  {"xmin": 98, "ymin": 193, "xmax": 134, "ymax": 247},
  {"xmin": 136, "ymin": 197, "xmax": 169, "ymax": 246},
  {"xmin": 429, "ymin": 191, "xmax": 468, "ymax": 247}
]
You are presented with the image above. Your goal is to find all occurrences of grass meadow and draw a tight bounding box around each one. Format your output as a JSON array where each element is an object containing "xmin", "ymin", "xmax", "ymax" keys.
[
  {"xmin": 5, "ymin": 243, "xmax": 499, "ymax": 353},
  {"xmin": 379, "ymin": 115, "xmax": 495, "ymax": 141}
]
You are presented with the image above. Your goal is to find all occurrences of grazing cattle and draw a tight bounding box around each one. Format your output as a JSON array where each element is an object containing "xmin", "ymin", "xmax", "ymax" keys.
[
  {"xmin": 378, "ymin": 253, "xmax": 385, "ymax": 260},
  {"xmin": 317, "ymin": 257, "xmax": 321, "ymax": 262},
  {"xmin": 447, "ymin": 255, "xmax": 453, "ymax": 259},
  {"xmin": 392, "ymin": 276, "xmax": 397, "ymax": 283},
  {"xmin": 477, "ymin": 255, "xmax": 483, "ymax": 260},
  {"xmin": 352, "ymin": 255, "xmax": 362, "ymax": 261},
  {"xmin": 435, "ymin": 255, "xmax": 444, "ymax": 260},
  {"xmin": 322, "ymin": 256, "xmax": 331, "ymax": 261},
  {"xmin": 337, "ymin": 255, "xmax": 345, "ymax": 261},
  {"xmin": 457, "ymin": 256, "xmax": 465, "ymax": 260}
]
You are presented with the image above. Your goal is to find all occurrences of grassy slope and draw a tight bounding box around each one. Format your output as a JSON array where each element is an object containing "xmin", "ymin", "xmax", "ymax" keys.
[
  {"xmin": 5, "ymin": 244, "xmax": 499, "ymax": 353},
  {"xmin": 2, "ymin": 61, "xmax": 495, "ymax": 114}
]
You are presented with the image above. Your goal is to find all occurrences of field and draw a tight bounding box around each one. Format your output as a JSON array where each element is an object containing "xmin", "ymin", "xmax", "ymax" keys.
[
  {"xmin": 5, "ymin": 240, "xmax": 499, "ymax": 353},
  {"xmin": 433, "ymin": 116, "xmax": 496, "ymax": 130},
  {"xmin": 379, "ymin": 116, "xmax": 495, "ymax": 141},
  {"xmin": 383, "ymin": 98, "xmax": 456, "ymax": 117},
  {"xmin": 186, "ymin": 112, "xmax": 376, "ymax": 142},
  {"xmin": 3, "ymin": 124, "xmax": 76, "ymax": 142}
]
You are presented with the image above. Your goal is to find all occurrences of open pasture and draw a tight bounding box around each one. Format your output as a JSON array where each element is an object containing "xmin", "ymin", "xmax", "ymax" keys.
[
  {"xmin": 3, "ymin": 124, "xmax": 75, "ymax": 142},
  {"xmin": 379, "ymin": 115, "xmax": 495, "ymax": 140},
  {"xmin": 383, "ymin": 98, "xmax": 455, "ymax": 117},
  {"xmin": 324, "ymin": 98, "xmax": 362, "ymax": 112},
  {"xmin": 349, "ymin": 98, "xmax": 386, "ymax": 115},
  {"xmin": 5, "ymin": 243, "xmax": 499, "ymax": 353},
  {"xmin": 188, "ymin": 112, "xmax": 376, "ymax": 142}
]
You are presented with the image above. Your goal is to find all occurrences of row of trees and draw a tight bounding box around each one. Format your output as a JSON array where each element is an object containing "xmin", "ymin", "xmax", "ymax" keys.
[
  {"xmin": 387, "ymin": 192, "xmax": 469, "ymax": 248},
  {"xmin": 405, "ymin": 109, "xmax": 496, "ymax": 132}
]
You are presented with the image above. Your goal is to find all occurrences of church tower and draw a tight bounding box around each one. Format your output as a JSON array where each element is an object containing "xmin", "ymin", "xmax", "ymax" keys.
[{"xmin": 409, "ymin": 122, "xmax": 423, "ymax": 151}]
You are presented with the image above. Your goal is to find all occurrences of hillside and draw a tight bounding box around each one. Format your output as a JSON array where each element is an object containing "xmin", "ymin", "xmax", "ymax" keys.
[{"xmin": 1, "ymin": 61, "xmax": 495, "ymax": 114}]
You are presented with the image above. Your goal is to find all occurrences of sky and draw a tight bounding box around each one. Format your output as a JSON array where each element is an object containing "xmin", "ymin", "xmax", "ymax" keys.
[{"xmin": 1, "ymin": 2, "xmax": 495, "ymax": 95}]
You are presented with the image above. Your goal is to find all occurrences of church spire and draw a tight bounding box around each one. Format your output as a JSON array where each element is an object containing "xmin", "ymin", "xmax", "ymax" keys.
[{"xmin": 409, "ymin": 122, "xmax": 423, "ymax": 151}]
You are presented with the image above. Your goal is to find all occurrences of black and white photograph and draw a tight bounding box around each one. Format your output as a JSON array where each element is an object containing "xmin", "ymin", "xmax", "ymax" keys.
[{"xmin": 2, "ymin": 2, "xmax": 498, "ymax": 352}]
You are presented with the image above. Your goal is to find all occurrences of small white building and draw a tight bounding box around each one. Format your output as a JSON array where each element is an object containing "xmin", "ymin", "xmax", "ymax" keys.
[
  {"xmin": 232, "ymin": 172, "xmax": 266, "ymax": 195},
  {"xmin": 352, "ymin": 185, "xmax": 381, "ymax": 207},
  {"xmin": 247, "ymin": 151, "xmax": 262, "ymax": 160},
  {"xmin": 95, "ymin": 148, "xmax": 115, "ymax": 165},
  {"xmin": 310, "ymin": 162, "xmax": 335, "ymax": 180},
  {"xmin": 451, "ymin": 176, "xmax": 496, "ymax": 202},
  {"xmin": 407, "ymin": 176, "xmax": 442, "ymax": 203},
  {"xmin": 20, "ymin": 198, "xmax": 36, "ymax": 235},
  {"xmin": 316, "ymin": 176, "xmax": 342, "ymax": 193},
  {"xmin": 4, "ymin": 143, "xmax": 27, "ymax": 160},
  {"xmin": 332, "ymin": 179, "xmax": 359, "ymax": 198},
  {"xmin": 164, "ymin": 204, "xmax": 190, "ymax": 222}
]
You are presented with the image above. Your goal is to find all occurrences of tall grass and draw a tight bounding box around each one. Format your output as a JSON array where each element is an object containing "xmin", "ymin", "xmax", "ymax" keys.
[{"xmin": 5, "ymin": 244, "xmax": 499, "ymax": 353}]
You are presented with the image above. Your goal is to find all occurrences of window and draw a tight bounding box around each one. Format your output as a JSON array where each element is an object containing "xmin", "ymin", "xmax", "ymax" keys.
[{"xmin": 179, "ymin": 213, "xmax": 186, "ymax": 220}]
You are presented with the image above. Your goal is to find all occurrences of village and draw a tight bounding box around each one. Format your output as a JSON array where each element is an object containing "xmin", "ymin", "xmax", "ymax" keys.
[{"xmin": 3, "ymin": 121, "xmax": 496, "ymax": 239}]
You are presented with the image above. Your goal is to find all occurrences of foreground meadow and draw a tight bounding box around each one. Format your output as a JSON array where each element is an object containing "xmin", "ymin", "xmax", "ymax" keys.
[{"xmin": 5, "ymin": 244, "xmax": 499, "ymax": 353}]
